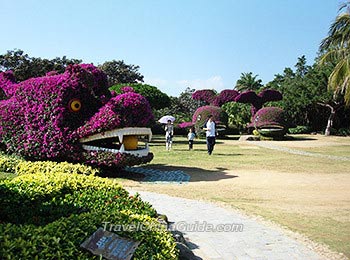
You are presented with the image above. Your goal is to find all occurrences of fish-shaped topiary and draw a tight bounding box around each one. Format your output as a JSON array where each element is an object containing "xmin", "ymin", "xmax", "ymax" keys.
[
  {"xmin": 248, "ymin": 107, "xmax": 288, "ymax": 137},
  {"xmin": 0, "ymin": 64, "xmax": 154, "ymax": 168}
]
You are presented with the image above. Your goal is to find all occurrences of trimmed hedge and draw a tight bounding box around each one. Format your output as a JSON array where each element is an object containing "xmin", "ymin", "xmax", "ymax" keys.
[
  {"xmin": 288, "ymin": 125, "xmax": 311, "ymax": 134},
  {"xmin": 0, "ymin": 172, "xmax": 178, "ymax": 259},
  {"xmin": 0, "ymin": 152, "xmax": 98, "ymax": 176}
]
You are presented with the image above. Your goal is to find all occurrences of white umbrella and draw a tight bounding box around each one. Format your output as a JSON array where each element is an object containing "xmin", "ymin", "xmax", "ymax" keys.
[{"xmin": 158, "ymin": 115, "xmax": 175, "ymax": 124}]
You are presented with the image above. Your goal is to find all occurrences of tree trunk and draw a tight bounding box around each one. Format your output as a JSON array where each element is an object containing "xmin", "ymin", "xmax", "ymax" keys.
[
  {"xmin": 317, "ymin": 102, "xmax": 341, "ymax": 136},
  {"xmin": 325, "ymin": 108, "xmax": 335, "ymax": 136}
]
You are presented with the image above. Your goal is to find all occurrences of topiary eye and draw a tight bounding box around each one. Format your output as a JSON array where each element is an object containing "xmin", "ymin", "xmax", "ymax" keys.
[{"xmin": 68, "ymin": 99, "xmax": 82, "ymax": 112}]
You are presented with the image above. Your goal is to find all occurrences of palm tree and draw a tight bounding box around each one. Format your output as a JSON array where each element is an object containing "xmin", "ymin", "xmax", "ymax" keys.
[
  {"xmin": 235, "ymin": 72, "xmax": 263, "ymax": 92},
  {"xmin": 320, "ymin": 2, "xmax": 350, "ymax": 106}
]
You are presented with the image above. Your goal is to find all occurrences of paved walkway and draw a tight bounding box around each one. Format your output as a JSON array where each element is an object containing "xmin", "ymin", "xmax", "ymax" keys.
[{"xmin": 128, "ymin": 190, "xmax": 323, "ymax": 260}]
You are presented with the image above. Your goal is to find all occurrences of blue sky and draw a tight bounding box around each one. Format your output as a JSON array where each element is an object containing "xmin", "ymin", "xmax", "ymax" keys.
[{"xmin": 0, "ymin": 0, "xmax": 339, "ymax": 96}]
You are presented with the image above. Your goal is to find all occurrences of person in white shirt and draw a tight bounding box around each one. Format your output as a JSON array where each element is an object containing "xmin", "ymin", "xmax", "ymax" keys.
[
  {"xmin": 203, "ymin": 115, "xmax": 216, "ymax": 155},
  {"xmin": 164, "ymin": 120, "xmax": 174, "ymax": 151}
]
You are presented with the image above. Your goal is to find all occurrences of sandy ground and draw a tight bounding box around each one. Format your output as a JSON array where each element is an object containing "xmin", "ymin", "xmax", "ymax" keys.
[{"xmin": 125, "ymin": 169, "xmax": 350, "ymax": 220}]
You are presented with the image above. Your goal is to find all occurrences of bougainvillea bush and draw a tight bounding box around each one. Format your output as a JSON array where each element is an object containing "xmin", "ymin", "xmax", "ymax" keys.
[
  {"xmin": 212, "ymin": 89, "xmax": 239, "ymax": 107},
  {"xmin": 0, "ymin": 64, "xmax": 154, "ymax": 168},
  {"xmin": 191, "ymin": 89, "xmax": 217, "ymax": 104},
  {"xmin": 178, "ymin": 89, "xmax": 237, "ymax": 131},
  {"xmin": 235, "ymin": 89, "xmax": 283, "ymax": 117},
  {"xmin": 248, "ymin": 107, "xmax": 288, "ymax": 137},
  {"xmin": 178, "ymin": 122, "xmax": 194, "ymax": 128},
  {"xmin": 191, "ymin": 89, "xmax": 239, "ymax": 107}
]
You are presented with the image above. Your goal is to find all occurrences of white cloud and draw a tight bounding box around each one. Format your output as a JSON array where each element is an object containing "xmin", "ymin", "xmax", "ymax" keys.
[{"xmin": 177, "ymin": 76, "xmax": 224, "ymax": 92}]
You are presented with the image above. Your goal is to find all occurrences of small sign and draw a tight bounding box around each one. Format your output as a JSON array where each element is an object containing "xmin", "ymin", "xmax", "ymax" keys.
[{"xmin": 81, "ymin": 228, "xmax": 140, "ymax": 260}]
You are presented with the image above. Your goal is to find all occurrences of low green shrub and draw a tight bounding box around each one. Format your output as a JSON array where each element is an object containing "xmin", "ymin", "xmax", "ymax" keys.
[
  {"xmin": 337, "ymin": 128, "xmax": 350, "ymax": 136},
  {"xmin": 0, "ymin": 152, "xmax": 23, "ymax": 173},
  {"xmin": 0, "ymin": 152, "xmax": 99, "ymax": 176},
  {"xmin": 0, "ymin": 173, "xmax": 178, "ymax": 259},
  {"xmin": 288, "ymin": 125, "xmax": 311, "ymax": 134},
  {"xmin": 15, "ymin": 160, "xmax": 99, "ymax": 176}
]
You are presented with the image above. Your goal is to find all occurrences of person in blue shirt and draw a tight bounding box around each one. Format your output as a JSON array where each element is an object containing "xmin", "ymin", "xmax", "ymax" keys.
[
  {"xmin": 203, "ymin": 115, "xmax": 216, "ymax": 155},
  {"xmin": 187, "ymin": 127, "xmax": 196, "ymax": 150}
]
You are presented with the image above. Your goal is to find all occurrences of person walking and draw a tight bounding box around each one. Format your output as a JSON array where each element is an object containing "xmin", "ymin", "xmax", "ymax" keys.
[
  {"xmin": 203, "ymin": 115, "xmax": 216, "ymax": 155},
  {"xmin": 187, "ymin": 127, "xmax": 196, "ymax": 150},
  {"xmin": 164, "ymin": 119, "xmax": 174, "ymax": 151}
]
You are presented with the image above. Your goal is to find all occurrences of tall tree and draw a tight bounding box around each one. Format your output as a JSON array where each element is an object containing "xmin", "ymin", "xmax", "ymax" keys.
[
  {"xmin": 235, "ymin": 72, "xmax": 263, "ymax": 92},
  {"xmin": 266, "ymin": 57, "xmax": 337, "ymax": 131},
  {"xmin": 0, "ymin": 49, "xmax": 81, "ymax": 82},
  {"xmin": 178, "ymin": 87, "xmax": 200, "ymax": 116},
  {"xmin": 320, "ymin": 2, "xmax": 350, "ymax": 106},
  {"xmin": 98, "ymin": 60, "xmax": 144, "ymax": 86}
]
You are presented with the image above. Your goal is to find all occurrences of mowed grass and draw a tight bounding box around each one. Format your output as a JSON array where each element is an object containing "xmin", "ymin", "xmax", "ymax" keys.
[{"xmin": 120, "ymin": 134, "xmax": 350, "ymax": 258}]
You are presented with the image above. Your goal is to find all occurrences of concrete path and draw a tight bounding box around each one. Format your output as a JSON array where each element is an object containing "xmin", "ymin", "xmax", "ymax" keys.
[{"xmin": 128, "ymin": 190, "xmax": 323, "ymax": 260}]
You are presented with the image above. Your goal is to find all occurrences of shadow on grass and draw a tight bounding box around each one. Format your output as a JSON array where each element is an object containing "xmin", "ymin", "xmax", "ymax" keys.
[{"xmin": 106, "ymin": 164, "xmax": 238, "ymax": 183}]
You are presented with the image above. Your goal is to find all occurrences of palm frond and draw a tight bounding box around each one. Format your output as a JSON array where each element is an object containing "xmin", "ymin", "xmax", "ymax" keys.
[
  {"xmin": 319, "ymin": 47, "xmax": 350, "ymax": 64},
  {"xmin": 320, "ymin": 13, "xmax": 350, "ymax": 51},
  {"xmin": 328, "ymin": 57, "xmax": 350, "ymax": 94}
]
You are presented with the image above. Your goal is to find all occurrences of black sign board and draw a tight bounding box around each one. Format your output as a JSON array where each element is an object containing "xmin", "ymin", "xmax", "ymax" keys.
[{"xmin": 81, "ymin": 228, "xmax": 140, "ymax": 260}]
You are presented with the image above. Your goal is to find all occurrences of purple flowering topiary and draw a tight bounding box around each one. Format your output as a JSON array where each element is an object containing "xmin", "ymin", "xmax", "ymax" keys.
[
  {"xmin": 235, "ymin": 89, "xmax": 282, "ymax": 117},
  {"xmin": 192, "ymin": 89, "xmax": 217, "ymax": 104},
  {"xmin": 248, "ymin": 107, "xmax": 287, "ymax": 128},
  {"xmin": 177, "ymin": 122, "xmax": 194, "ymax": 129},
  {"xmin": 212, "ymin": 89, "xmax": 239, "ymax": 106},
  {"xmin": 247, "ymin": 107, "xmax": 288, "ymax": 137},
  {"xmin": 0, "ymin": 70, "xmax": 16, "ymax": 97},
  {"xmin": 120, "ymin": 86, "xmax": 135, "ymax": 93},
  {"xmin": 258, "ymin": 89, "xmax": 283, "ymax": 103},
  {"xmin": 0, "ymin": 64, "xmax": 154, "ymax": 168},
  {"xmin": 192, "ymin": 89, "xmax": 239, "ymax": 107},
  {"xmin": 184, "ymin": 89, "xmax": 237, "ymax": 131},
  {"xmin": 0, "ymin": 88, "xmax": 5, "ymax": 101}
]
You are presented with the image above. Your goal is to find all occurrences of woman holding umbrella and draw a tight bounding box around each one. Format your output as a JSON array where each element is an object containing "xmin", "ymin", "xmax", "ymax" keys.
[
  {"xmin": 164, "ymin": 119, "xmax": 174, "ymax": 151},
  {"xmin": 158, "ymin": 115, "xmax": 175, "ymax": 151}
]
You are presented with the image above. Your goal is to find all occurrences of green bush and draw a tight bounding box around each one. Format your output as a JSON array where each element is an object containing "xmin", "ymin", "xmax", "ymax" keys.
[
  {"xmin": 288, "ymin": 125, "xmax": 311, "ymax": 134},
  {"xmin": 0, "ymin": 152, "xmax": 99, "ymax": 176},
  {"xmin": 15, "ymin": 160, "xmax": 99, "ymax": 176},
  {"xmin": 0, "ymin": 173, "xmax": 178, "ymax": 259},
  {"xmin": 337, "ymin": 128, "xmax": 350, "ymax": 136},
  {"xmin": 0, "ymin": 152, "xmax": 23, "ymax": 173},
  {"xmin": 110, "ymin": 83, "xmax": 171, "ymax": 110}
]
